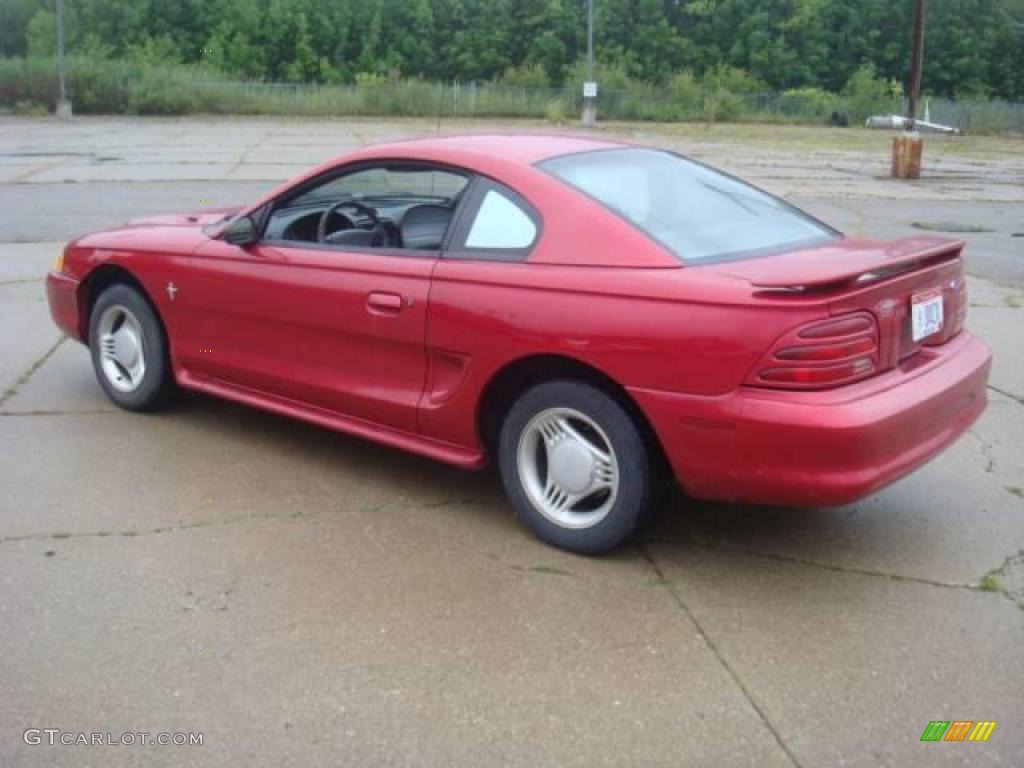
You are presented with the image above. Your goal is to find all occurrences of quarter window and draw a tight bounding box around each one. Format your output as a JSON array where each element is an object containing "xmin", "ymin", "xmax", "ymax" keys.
[{"xmin": 464, "ymin": 189, "xmax": 537, "ymax": 250}]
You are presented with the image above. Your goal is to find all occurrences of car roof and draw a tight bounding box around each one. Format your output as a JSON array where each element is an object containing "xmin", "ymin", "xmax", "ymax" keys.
[
  {"xmin": 351, "ymin": 133, "xmax": 627, "ymax": 167},
  {"xmin": 240, "ymin": 132, "xmax": 677, "ymax": 268},
  {"xmin": 246, "ymin": 133, "xmax": 633, "ymax": 224}
]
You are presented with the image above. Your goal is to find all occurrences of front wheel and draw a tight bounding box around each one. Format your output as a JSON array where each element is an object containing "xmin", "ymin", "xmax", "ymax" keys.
[
  {"xmin": 498, "ymin": 380, "xmax": 654, "ymax": 554},
  {"xmin": 88, "ymin": 283, "xmax": 175, "ymax": 411}
]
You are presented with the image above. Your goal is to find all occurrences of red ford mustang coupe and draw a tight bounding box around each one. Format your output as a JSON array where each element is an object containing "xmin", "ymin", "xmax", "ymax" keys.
[{"xmin": 45, "ymin": 134, "xmax": 991, "ymax": 553}]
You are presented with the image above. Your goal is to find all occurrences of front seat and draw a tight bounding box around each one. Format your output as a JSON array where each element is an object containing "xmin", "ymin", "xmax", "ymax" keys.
[
  {"xmin": 324, "ymin": 228, "xmax": 385, "ymax": 247},
  {"xmin": 400, "ymin": 205, "xmax": 452, "ymax": 250}
]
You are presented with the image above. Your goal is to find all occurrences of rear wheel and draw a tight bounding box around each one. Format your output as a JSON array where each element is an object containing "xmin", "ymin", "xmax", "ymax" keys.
[
  {"xmin": 88, "ymin": 284, "xmax": 174, "ymax": 411},
  {"xmin": 498, "ymin": 380, "xmax": 654, "ymax": 554}
]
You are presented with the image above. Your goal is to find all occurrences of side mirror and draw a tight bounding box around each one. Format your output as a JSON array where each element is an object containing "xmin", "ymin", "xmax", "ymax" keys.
[{"xmin": 223, "ymin": 215, "xmax": 258, "ymax": 246}]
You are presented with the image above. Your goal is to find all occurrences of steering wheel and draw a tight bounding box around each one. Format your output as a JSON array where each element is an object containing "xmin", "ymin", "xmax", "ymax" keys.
[{"xmin": 317, "ymin": 200, "xmax": 380, "ymax": 243}]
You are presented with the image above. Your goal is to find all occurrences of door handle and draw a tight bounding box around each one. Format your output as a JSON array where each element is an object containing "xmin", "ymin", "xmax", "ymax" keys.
[{"xmin": 366, "ymin": 291, "xmax": 407, "ymax": 314}]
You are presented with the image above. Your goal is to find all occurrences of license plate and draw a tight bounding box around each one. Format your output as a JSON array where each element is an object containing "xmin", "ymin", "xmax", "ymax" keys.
[{"xmin": 911, "ymin": 289, "xmax": 944, "ymax": 341}]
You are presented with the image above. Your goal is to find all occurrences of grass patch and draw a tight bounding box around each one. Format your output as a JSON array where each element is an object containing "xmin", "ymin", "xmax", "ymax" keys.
[
  {"xmin": 528, "ymin": 565, "xmax": 572, "ymax": 576},
  {"xmin": 979, "ymin": 572, "xmax": 1002, "ymax": 592},
  {"xmin": 1007, "ymin": 486, "xmax": 1024, "ymax": 499}
]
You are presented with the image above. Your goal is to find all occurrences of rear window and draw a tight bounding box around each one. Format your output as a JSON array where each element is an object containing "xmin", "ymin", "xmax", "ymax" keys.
[{"xmin": 539, "ymin": 148, "xmax": 837, "ymax": 262}]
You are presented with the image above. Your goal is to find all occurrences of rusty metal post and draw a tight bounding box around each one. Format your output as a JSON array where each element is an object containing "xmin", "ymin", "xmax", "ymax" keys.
[{"xmin": 893, "ymin": 0, "xmax": 925, "ymax": 178}]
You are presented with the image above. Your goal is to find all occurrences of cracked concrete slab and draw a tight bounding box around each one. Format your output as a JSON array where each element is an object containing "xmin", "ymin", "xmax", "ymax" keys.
[
  {"xmin": 0, "ymin": 514, "xmax": 794, "ymax": 768},
  {"xmin": 966, "ymin": 285, "xmax": 1024, "ymax": 403},
  {"xmin": 1, "ymin": 338, "xmax": 111, "ymax": 414},
  {"xmin": 645, "ymin": 542, "xmax": 1024, "ymax": 767},
  {"xmin": 0, "ymin": 394, "xmax": 493, "ymax": 541},
  {"xmin": 0, "ymin": 281, "xmax": 62, "ymax": 396},
  {"xmin": 0, "ymin": 242, "xmax": 59, "ymax": 283}
]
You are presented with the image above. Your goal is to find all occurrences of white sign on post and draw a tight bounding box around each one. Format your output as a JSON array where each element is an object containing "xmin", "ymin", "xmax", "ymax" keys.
[{"xmin": 583, "ymin": 81, "xmax": 598, "ymax": 99}]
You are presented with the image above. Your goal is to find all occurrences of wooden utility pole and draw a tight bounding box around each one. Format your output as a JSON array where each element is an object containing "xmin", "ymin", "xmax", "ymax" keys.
[{"xmin": 892, "ymin": 0, "xmax": 926, "ymax": 178}]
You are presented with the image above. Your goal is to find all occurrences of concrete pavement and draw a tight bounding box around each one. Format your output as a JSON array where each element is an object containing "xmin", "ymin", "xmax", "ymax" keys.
[{"xmin": 1, "ymin": 117, "xmax": 1022, "ymax": 766}]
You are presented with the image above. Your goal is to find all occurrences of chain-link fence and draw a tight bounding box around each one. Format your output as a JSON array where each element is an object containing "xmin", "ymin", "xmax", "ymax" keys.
[
  {"xmin": 4, "ymin": 56, "xmax": 1023, "ymax": 134},
  {"xmin": 182, "ymin": 80, "xmax": 1024, "ymax": 133}
]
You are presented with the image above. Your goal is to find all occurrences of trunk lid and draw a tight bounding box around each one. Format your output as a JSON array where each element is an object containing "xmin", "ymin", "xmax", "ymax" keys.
[{"xmin": 712, "ymin": 235, "xmax": 968, "ymax": 377}]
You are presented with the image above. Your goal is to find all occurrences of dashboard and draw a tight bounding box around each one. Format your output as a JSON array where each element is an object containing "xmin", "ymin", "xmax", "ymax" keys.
[{"xmin": 263, "ymin": 196, "xmax": 454, "ymax": 250}]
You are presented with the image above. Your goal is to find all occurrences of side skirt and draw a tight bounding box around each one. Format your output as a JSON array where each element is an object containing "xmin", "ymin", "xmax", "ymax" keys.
[{"xmin": 176, "ymin": 370, "xmax": 485, "ymax": 470}]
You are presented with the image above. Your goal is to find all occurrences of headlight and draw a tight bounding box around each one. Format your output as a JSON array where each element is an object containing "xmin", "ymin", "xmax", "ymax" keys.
[{"xmin": 54, "ymin": 250, "xmax": 65, "ymax": 272}]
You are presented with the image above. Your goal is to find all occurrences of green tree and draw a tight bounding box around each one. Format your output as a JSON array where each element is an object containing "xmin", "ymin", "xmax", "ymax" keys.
[
  {"xmin": 25, "ymin": 8, "xmax": 57, "ymax": 58},
  {"xmin": 0, "ymin": 0, "xmax": 1021, "ymax": 100}
]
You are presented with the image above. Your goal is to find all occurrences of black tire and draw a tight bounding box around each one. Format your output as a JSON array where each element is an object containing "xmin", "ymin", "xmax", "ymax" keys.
[
  {"xmin": 498, "ymin": 379, "xmax": 654, "ymax": 554},
  {"xmin": 88, "ymin": 283, "xmax": 175, "ymax": 411}
]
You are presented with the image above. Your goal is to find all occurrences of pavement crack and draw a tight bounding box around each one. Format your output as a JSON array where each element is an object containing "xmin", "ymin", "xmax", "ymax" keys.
[
  {"xmin": 0, "ymin": 276, "xmax": 41, "ymax": 286},
  {"xmin": 638, "ymin": 543, "xmax": 803, "ymax": 768},
  {"xmin": 680, "ymin": 535, "xmax": 987, "ymax": 594},
  {"xmin": 0, "ymin": 508, "xmax": 331, "ymax": 546},
  {"xmin": 422, "ymin": 497, "xmax": 483, "ymax": 508},
  {"xmin": 966, "ymin": 427, "xmax": 997, "ymax": 473},
  {"xmin": 0, "ymin": 336, "xmax": 65, "ymax": 407},
  {"xmin": 987, "ymin": 384, "xmax": 1024, "ymax": 406}
]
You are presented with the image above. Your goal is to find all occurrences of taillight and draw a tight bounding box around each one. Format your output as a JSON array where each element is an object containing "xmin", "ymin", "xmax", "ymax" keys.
[
  {"xmin": 747, "ymin": 312, "xmax": 879, "ymax": 390},
  {"xmin": 947, "ymin": 275, "xmax": 967, "ymax": 338}
]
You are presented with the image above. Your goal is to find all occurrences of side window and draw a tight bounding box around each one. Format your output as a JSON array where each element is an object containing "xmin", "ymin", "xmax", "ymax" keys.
[
  {"xmin": 449, "ymin": 181, "xmax": 540, "ymax": 260},
  {"xmin": 262, "ymin": 163, "xmax": 468, "ymax": 252},
  {"xmin": 465, "ymin": 190, "xmax": 537, "ymax": 249}
]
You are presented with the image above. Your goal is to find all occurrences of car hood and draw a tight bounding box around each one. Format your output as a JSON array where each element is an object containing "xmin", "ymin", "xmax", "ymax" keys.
[
  {"xmin": 71, "ymin": 207, "xmax": 242, "ymax": 253},
  {"xmin": 125, "ymin": 207, "xmax": 241, "ymax": 229}
]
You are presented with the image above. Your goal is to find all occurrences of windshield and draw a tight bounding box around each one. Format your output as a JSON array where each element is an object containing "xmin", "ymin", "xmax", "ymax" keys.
[
  {"xmin": 289, "ymin": 166, "xmax": 466, "ymax": 208},
  {"xmin": 539, "ymin": 148, "xmax": 837, "ymax": 263}
]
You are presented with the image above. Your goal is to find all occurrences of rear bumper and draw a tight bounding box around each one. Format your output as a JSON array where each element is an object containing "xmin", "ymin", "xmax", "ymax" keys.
[
  {"xmin": 46, "ymin": 271, "xmax": 83, "ymax": 341},
  {"xmin": 631, "ymin": 332, "xmax": 992, "ymax": 507}
]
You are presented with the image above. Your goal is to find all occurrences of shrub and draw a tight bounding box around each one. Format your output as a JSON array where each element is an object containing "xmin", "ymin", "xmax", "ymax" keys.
[
  {"xmin": 354, "ymin": 71, "xmax": 387, "ymax": 88},
  {"xmin": 842, "ymin": 64, "xmax": 901, "ymax": 122},
  {"xmin": 702, "ymin": 65, "xmax": 765, "ymax": 96},
  {"xmin": 777, "ymin": 87, "xmax": 840, "ymax": 120},
  {"xmin": 566, "ymin": 58, "xmax": 636, "ymax": 94},
  {"xmin": 543, "ymin": 98, "xmax": 567, "ymax": 124},
  {"xmin": 668, "ymin": 71, "xmax": 703, "ymax": 117},
  {"xmin": 499, "ymin": 63, "xmax": 551, "ymax": 89},
  {"xmin": 703, "ymin": 89, "xmax": 745, "ymax": 123}
]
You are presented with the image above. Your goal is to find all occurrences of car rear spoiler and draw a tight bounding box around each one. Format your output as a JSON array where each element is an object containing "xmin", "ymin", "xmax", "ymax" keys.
[{"xmin": 748, "ymin": 237, "xmax": 964, "ymax": 294}]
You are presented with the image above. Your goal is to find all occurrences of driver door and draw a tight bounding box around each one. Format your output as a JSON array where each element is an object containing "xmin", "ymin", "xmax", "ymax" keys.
[{"xmin": 176, "ymin": 163, "xmax": 466, "ymax": 433}]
